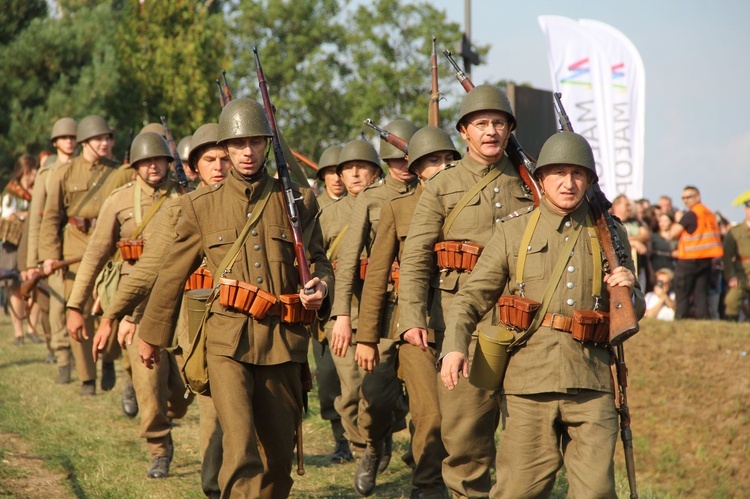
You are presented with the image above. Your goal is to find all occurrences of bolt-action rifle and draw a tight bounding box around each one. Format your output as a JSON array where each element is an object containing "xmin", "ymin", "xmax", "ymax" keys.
[
  {"xmin": 443, "ymin": 50, "xmax": 541, "ymax": 207},
  {"xmin": 123, "ymin": 128, "xmax": 134, "ymax": 165},
  {"xmin": 217, "ymin": 70, "xmax": 232, "ymax": 109},
  {"xmin": 553, "ymin": 91, "xmax": 639, "ymax": 498},
  {"xmin": 363, "ymin": 119, "xmax": 409, "ymax": 154},
  {"xmin": 428, "ymin": 36, "xmax": 440, "ymax": 127},
  {"xmin": 21, "ymin": 256, "xmax": 83, "ymax": 298},
  {"xmin": 160, "ymin": 117, "xmax": 192, "ymax": 194}
]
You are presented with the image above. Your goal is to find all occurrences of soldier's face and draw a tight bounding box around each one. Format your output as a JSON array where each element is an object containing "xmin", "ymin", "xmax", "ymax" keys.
[
  {"xmin": 539, "ymin": 165, "xmax": 592, "ymax": 214},
  {"xmin": 321, "ymin": 167, "xmax": 345, "ymax": 197},
  {"xmin": 460, "ymin": 111, "xmax": 510, "ymax": 164},
  {"xmin": 385, "ymin": 158, "xmax": 415, "ymax": 183},
  {"xmin": 54, "ymin": 136, "xmax": 77, "ymax": 156},
  {"xmin": 83, "ymin": 134, "xmax": 113, "ymax": 160},
  {"xmin": 224, "ymin": 137, "xmax": 269, "ymax": 177},
  {"xmin": 196, "ymin": 146, "xmax": 229, "ymax": 186},
  {"xmin": 339, "ymin": 161, "xmax": 379, "ymax": 196},
  {"xmin": 413, "ymin": 150, "xmax": 454, "ymax": 181},
  {"xmin": 135, "ymin": 157, "xmax": 169, "ymax": 186}
]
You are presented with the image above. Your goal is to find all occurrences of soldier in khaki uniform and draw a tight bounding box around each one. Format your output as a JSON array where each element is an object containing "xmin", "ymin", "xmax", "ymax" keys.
[
  {"xmin": 441, "ymin": 131, "xmax": 645, "ymax": 498},
  {"xmin": 397, "ymin": 85, "xmax": 534, "ymax": 498},
  {"xmin": 66, "ymin": 131, "xmax": 190, "ymax": 478},
  {"xmin": 318, "ymin": 139, "xmax": 383, "ymax": 468},
  {"xmin": 357, "ymin": 126, "xmax": 460, "ymax": 498},
  {"xmin": 39, "ymin": 115, "xmax": 133, "ymax": 394},
  {"xmin": 723, "ymin": 200, "xmax": 750, "ymax": 321},
  {"xmin": 25, "ymin": 118, "xmax": 78, "ymax": 362},
  {"xmin": 137, "ymin": 98, "xmax": 333, "ymax": 498},
  {"xmin": 315, "ymin": 144, "xmax": 346, "ymax": 209},
  {"xmin": 94, "ymin": 122, "xmax": 229, "ymax": 494},
  {"xmin": 329, "ymin": 120, "xmax": 419, "ymax": 497}
]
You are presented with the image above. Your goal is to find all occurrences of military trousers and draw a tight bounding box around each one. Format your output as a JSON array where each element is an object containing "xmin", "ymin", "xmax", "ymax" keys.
[
  {"xmin": 207, "ymin": 354, "xmax": 302, "ymax": 499},
  {"xmin": 437, "ymin": 334, "xmax": 499, "ymax": 498},
  {"xmin": 398, "ymin": 342, "xmax": 447, "ymax": 493},
  {"xmin": 328, "ymin": 334, "xmax": 402, "ymax": 450},
  {"xmin": 34, "ymin": 285, "xmax": 52, "ymax": 350},
  {"xmin": 724, "ymin": 277, "xmax": 749, "ymax": 317},
  {"xmin": 128, "ymin": 328, "xmax": 192, "ymax": 457},
  {"xmin": 312, "ymin": 337, "xmax": 345, "ymax": 441},
  {"xmin": 55, "ymin": 269, "xmax": 98, "ymax": 381},
  {"xmin": 198, "ymin": 393, "xmax": 223, "ymax": 498},
  {"xmin": 493, "ymin": 390, "xmax": 618, "ymax": 499}
]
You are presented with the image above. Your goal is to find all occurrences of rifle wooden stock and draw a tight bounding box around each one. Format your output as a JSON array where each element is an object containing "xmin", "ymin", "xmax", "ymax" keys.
[
  {"xmin": 21, "ymin": 256, "xmax": 83, "ymax": 298},
  {"xmin": 291, "ymin": 149, "xmax": 319, "ymax": 171},
  {"xmin": 221, "ymin": 70, "xmax": 233, "ymax": 103},
  {"xmin": 160, "ymin": 116, "xmax": 192, "ymax": 194},
  {"xmin": 428, "ymin": 36, "xmax": 440, "ymax": 127},
  {"xmin": 254, "ymin": 47, "xmax": 313, "ymax": 291},
  {"xmin": 123, "ymin": 127, "xmax": 134, "ymax": 165},
  {"xmin": 614, "ymin": 344, "xmax": 638, "ymax": 498},
  {"xmin": 363, "ymin": 119, "xmax": 408, "ymax": 153},
  {"xmin": 443, "ymin": 50, "xmax": 541, "ymax": 206}
]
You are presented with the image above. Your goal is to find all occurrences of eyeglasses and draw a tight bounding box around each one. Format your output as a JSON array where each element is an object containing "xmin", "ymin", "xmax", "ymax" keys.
[
  {"xmin": 469, "ymin": 119, "xmax": 508, "ymax": 132},
  {"xmin": 681, "ymin": 194, "xmax": 696, "ymax": 200}
]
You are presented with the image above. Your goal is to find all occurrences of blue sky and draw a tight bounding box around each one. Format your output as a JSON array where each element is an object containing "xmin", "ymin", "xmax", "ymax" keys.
[{"xmin": 426, "ymin": 0, "xmax": 749, "ymax": 223}]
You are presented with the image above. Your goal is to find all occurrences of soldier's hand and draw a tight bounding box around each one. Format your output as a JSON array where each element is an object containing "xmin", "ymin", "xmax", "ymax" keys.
[
  {"xmin": 728, "ymin": 277, "xmax": 739, "ymax": 289},
  {"xmin": 300, "ymin": 277, "xmax": 327, "ymax": 310},
  {"xmin": 604, "ymin": 266, "xmax": 635, "ymax": 292},
  {"xmin": 138, "ymin": 339, "xmax": 160, "ymax": 369},
  {"xmin": 66, "ymin": 308, "xmax": 87, "ymax": 342},
  {"xmin": 440, "ymin": 352, "xmax": 469, "ymax": 390},
  {"xmin": 331, "ymin": 316, "xmax": 353, "ymax": 357},
  {"xmin": 92, "ymin": 318, "xmax": 113, "ymax": 361},
  {"xmin": 355, "ymin": 342, "xmax": 380, "ymax": 373},
  {"xmin": 42, "ymin": 259, "xmax": 59, "ymax": 276},
  {"xmin": 403, "ymin": 328, "xmax": 429, "ymax": 351},
  {"xmin": 118, "ymin": 319, "xmax": 137, "ymax": 348}
]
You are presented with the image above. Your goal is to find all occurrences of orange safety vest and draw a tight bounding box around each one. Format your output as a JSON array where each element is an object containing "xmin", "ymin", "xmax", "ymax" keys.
[{"xmin": 677, "ymin": 203, "xmax": 723, "ymax": 259}]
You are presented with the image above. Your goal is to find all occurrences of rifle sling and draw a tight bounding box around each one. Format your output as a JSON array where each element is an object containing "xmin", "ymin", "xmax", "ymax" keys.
[
  {"xmin": 441, "ymin": 162, "xmax": 506, "ymax": 238},
  {"xmin": 326, "ymin": 225, "xmax": 349, "ymax": 262},
  {"xmin": 68, "ymin": 166, "xmax": 115, "ymax": 218}
]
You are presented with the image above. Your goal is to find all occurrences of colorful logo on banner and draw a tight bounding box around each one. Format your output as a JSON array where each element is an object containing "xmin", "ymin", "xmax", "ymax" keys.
[
  {"xmin": 612, "ymin": 62, "xmax": 626, "ymax": 92},
  {"xmin": 560, "ymin": 58, "xmax": 592, "ymax": 88}
]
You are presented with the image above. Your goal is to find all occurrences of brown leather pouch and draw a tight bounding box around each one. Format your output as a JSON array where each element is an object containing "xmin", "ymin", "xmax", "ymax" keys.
[
  {"xmin": 359, "ymin": 258, "xmax": 369, "ymax": 280},
  {"xmin": 218, "ymin": 278, "xmax": 239, "ymax": 309},
  {"xmin": 497, "ymin": 295, "xmax": 541, "ymax": 331},
  {"xmin": 460, "ymin": 242, "xmax": 483, "ymax": 271},
  {"xmin": 279, "ymin": 293, "xmax": 316, "ymax": 324},
  {"xmin": 234, "ymin": 281, "xmax": 259, "ymax": 312},
  {"xmin": 571, "ymin": 310, "xmax": 610, "ymax": 344},
  {"xmin": 184, "ymin": 267, "xmax": 214, "ymax": 291},
  {"xmin": 248, "ymin": 289, "xmax": 277, "ymax": 320},
  {"xmin": 116, "ymin": 239, "xmax": 145, "ymax": 262}
]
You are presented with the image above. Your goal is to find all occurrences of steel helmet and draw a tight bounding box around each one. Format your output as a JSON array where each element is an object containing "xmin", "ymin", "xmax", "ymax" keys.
[
  {"xmin": 129, "ymin": 132, "xmax": 173, "ymax": 167},
  {"xmin": 535, "ymin": 131, "xmax": 597, "ymax": 182},
  {"xmin": 455, "ymin": 85, "xmax": 516, "ymax": 132},
  {"xmin": 217, "ymin": 98, "xmax": 272, "ymax": 144},
  {"xmin": 177, "ymin": 135, "xmax": 192, "ymax": 163},
  {"xmin": 139, "ymin": 122, "xmax": 166, "ymax": 137},
  {"xmin": 50, "ymin": 117, "xmax": 77, "ymax": 142},
  {"xmin": 315, "ymin": 145, "xmax": 343, "ymax": 180},
  {"xmin": 407, "ymin": 126, "xmax": 460, "ymax": 172},
  {"xmin": 188, "ymin": 123, "xmax": 220, "ymax": 172},
  {"xmin": 76, "ymin": 115, "xmax": 112, "ymax": 143},
  {"xmin": 336, "ymin": 139, "xmax": 381, "ymax": 175},
  {"xmin": 380, "ymin": 119, "xmax": 418, "ymax": 160}
]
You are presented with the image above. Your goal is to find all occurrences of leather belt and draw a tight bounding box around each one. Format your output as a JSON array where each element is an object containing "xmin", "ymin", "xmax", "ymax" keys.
[
  {"xmin": 541, "ymin": 313, "xmax": 575, "ymax": 333},
  {"xmin": 67, "ymin": 216, "xmax": 95, "ymax": 233}
]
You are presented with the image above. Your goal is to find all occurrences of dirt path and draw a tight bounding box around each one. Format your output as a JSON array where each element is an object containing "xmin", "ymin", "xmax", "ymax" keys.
[{"xmin": 0, "ymin": 432, "xmax": 71, "ymax": 498}]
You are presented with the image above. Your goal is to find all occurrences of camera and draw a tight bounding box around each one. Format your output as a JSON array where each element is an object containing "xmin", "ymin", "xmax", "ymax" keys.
[{"xmin": 655, "ymin": 281, "xmax": 664, "ymax": 288}]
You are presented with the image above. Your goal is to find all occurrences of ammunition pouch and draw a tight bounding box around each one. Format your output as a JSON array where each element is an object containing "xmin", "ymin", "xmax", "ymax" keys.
[
  {"xmin": 184, "ymin": 267, "xmax": 213, "ymax": 291},
  {"xmin": 359, "ymin": 258, "xmax": 368, "ymax": 280},
  {"xmin": 218, "ymin": 278, "xmax": 315, "ymax": 324},
  {"xmin": 67, "ymin": 216, "xmax": 95, "ymax": 234},
  {"xmin": 541, "ymin": 310, "xmax": 610, "ymax": 345},
  {"xmin": 116, "ymin": 239, "xmax": 145, "ymax": 262},
  {"xmin": 434, "ymin": 240, "xmax": 483, "ymax": 272},
  {"xmin": 497, "ymin": 295, "xmax": 541, "ymax": 331}
]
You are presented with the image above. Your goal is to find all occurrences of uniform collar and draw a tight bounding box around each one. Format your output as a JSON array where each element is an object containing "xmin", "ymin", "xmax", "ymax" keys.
[
  {"xmin": 540, "ymin": 197, "xmax": 590, "ymax": 232},
  {"xmin": 460, "ymin": 152, "xmax": 508, "ymax": 177},
  {"xmin": 226, "ymin": 166, "xmax": 271, "ymax": 203},
  {"xmin": 135, "ymin": 174, "xmax": 172, "ymax": 197},
  {"xmin": 384, "ymin": 173, "xmax": 418, "ymax": 194}
]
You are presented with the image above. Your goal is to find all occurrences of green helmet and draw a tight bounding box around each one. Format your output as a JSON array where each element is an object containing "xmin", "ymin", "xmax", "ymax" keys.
[
  {"xmin": 217, "ymin": 98, "xmax": 272, "ymax": 144},
  {"xmin": 380, "ymin": 119, "xmax": 418, "ymax": 160},
  {"xmin": 77, "ymin": 115, "xmax": 112, "ymax": 143},
  {"xmin": 535, "ymin": 131, "xmax": 597, "ymax": 182},
  {"xmin": 139, "ymin": 122, "xmax": 166, "ymax": 137},
  {"xmin": 336, "ymin": 139, "xmax": 381, "ymax": 175},
  {"xmin": 177, "ymin": 135, "xmax": 192, "ymax": 163},
  {"xmin": 315, "ymin": 145, "xmax": 343, "ymax": 180},
  {"xmin": 407, "ymin": 126, "xmax": 460, "ymax": 172},
  {"xmin": 188, "ymin": 123, "xmax": 219, "ymax": 172},
  {"xmin": 50, "ymin": 117, "xmax": 78, "ymax": 142},
  {"xmin": 455, "ymin": 84, "xmax": 516, "ymax": 132},
  {"xmin": 129, "ymin": 132, "xmax": 173, "ymax": 167}
]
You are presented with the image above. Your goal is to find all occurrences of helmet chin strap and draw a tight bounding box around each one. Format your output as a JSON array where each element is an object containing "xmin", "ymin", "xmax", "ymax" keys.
[{"xmin": 460, "ymin": 125, "xmax": 508, "ymax": 164}]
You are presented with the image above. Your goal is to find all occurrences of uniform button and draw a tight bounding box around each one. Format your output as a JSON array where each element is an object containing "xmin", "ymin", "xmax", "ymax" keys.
[
  {"xmin": 439, "ymin": 279, "xmax": 444, "ymax": 284},
  {"xmin": 568, "ymin": 265, "xmax": 575, "ymax": 272},
  {"xmin": 218, "ymin": 236, "xmax": 223, "ymax": 241},
  {"xmin": 567, "ymin": 282, "xmax": 575, "ymax": 289},
  {"xmin": 254, "ymin": 245, "xmax": 260, "ymax": 251},
  {"xmin": 495, "ymin": 218, "xmax": 501, "ymax": 223},
  {"xmin": 495, "ymin": 202, "xmax": 503, "ymax": 208},
  {"xmin": 73, "ymin": 186, "xmax": 78, "ymax": 191},
  {"xmin": 213, "ymin": 184, "xmax": 219, "ymax": 189},
  {"xmin": 247, "ymin": 212, "xmax": 252, "ymax": 218},
  {"xmin": 254, "ymin": 262, "xmax": 261, "ymax": 268},
  {"xmin": 527, "ymin": 245, "xmax": 532, "ymax": 250},
  {"xmin": 282, "ymin": 233, "xmax": 287, "ymax": 239},
  {"xmin": 570, "ymin": 251, "xmax": 574, "ymax": 257},
  {"xmin": 251, "ymin": 230, "xmax": 258, "ymax": 236},
  {"xmin": 493, "ymin": 187, "xmax": 500, "ymax": 193},
  {"xmin": 93, "ymin": 182, "xmax": 97, "ymax": 187},
  {"xmin": 565, "ymin": 221, "xmax": 571, "ymax": 228},
  {"xmin": 566, "ymin": 298, "xmax": 575, "ymax": 306},
  {"xmin": 564, "ymin": 236, "xmax": 569, "ymax": 242},
  {"xmin": 256, "ymin": 277, "xmax": 263, "ymax": 284},
  {"xmin": 128, "ymin": 212, "xmax": 133, "ymax": 217}
]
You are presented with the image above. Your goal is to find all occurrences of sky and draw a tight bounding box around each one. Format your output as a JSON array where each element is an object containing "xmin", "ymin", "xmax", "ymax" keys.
[{"xmin": 424, "ymin": 0, "xmax": 749, "ymax": 223}]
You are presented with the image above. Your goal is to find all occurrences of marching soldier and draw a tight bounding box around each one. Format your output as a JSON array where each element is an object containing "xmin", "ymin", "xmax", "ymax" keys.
[
  {"xmin": 138, "ymin": 98, "xmax": 333, "ymax": 497},
  {"xmin": 38, "ymin": 115, "xmax": 133, "ymax": 394},
  {"xmin": 357, "ymin": 126, "xmax": 460, "ymax": 498},
  {"xmin": 397, "ymin": 85, "xmax": 534, "ymax": 497},
  {"xmin": 315, "ymin": 144, "xmax": 346, "ymax": 209},
  {"xmin": 440, "ymin": 131, "xmax": 646, "ymax": 497},
  {"xmin": 329, "ymin": 120, "xmax": 419, "ymax": 497},
  {"xmin": 723, "ymin": 200, "xmax": 750, "ymax": 321}
]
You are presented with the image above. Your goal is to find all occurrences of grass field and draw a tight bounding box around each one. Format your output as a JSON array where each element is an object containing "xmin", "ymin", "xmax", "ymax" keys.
[{"xmin": 0, "ymin": 315, "xmax": 747, "ymax": 498}]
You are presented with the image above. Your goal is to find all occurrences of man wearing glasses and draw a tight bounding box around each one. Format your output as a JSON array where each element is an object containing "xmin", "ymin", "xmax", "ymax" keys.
[
  {"xmin": 670, "ymin": 186, "xmax": 723, "ymax": 319},
  {"xmin": 397, "ymin": 85, "xmax": 534, "ymax": 498}
]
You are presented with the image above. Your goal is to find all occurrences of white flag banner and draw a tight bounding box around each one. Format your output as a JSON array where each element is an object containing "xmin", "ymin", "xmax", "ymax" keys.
[
  {"xmin": 579, "ymin": 19, "xmax": 646, "ymax": 200},
  {"xmin": 538, "ymin": 15, "xmax": 616, "ymax": 197}
]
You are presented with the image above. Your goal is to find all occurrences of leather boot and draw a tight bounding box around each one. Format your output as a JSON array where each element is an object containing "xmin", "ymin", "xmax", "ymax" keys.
[
  {"xmin": 121, "ymin": 379, "xmax": 138, "ymax": 418},
  {"xmin": 354, "ymin": 441, "xmax": 383, "ymax": 497},
  {"xmin": 101, "ymin": 361, "xmax": 116, "ymax": 391},
  {"xmin": 56, "ymin": 365, "xmax": 71, "ymax": 384}
]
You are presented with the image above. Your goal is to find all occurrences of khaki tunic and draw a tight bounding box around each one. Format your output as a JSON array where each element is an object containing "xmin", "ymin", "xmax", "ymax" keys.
[
  {"xmin": 722, "ymin": 221, "xmax": 750, "ymax": 316},
  {"xmin": 26, "ymin": 158, "xmax": 67, "ymax": 268},
  {"xmin": 316, "ymin": 189, "xmax": 343, "ymax": 210}
]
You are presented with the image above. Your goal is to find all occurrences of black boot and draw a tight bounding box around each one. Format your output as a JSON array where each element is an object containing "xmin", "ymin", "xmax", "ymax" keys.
[
  {"xmin": 354, "ymin": 441, "xmax": 383, "ymax": 497},
  {"xmin": 121, "ymin": 380, "xmax": 138, "ymax": 418},
  {"xmin": 101, "ymin": 361, "xmax": 116, "ymax": 391}
]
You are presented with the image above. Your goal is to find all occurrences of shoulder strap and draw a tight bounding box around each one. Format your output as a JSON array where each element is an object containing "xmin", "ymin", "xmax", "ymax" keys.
[
  {"xmin": 441, "ymin": 162, "xmax": 507, "ymax": 238},
  {"xmin": 131, "ymin": 189, "xmax": 172, "ymax": 240},
  {"xmin": 68, "ymin": 166, "xmax": 115, "ymax": 217},
  {"xmin": 327, "ymin": 225, "xmax": 349, "ymax": 261}
]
